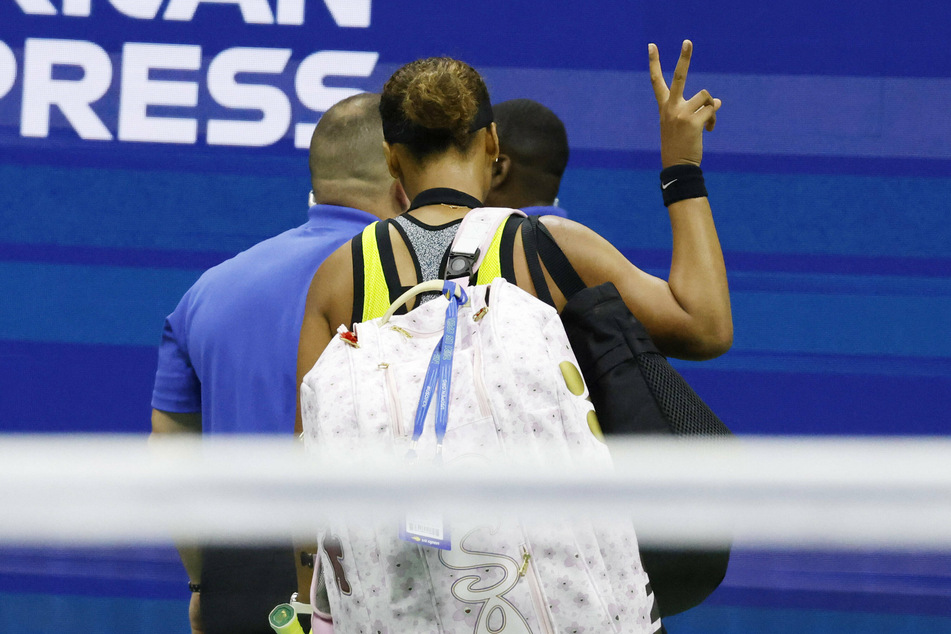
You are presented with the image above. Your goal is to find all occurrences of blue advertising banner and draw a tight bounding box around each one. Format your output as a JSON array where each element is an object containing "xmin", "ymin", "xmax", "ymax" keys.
[
  {"xmin": 2, "ymin": 4, "xmax": 951, "ymax": 633},
  {"xmin": 1, "ymin": 1, "xmax": 950, "ymax": 436}
]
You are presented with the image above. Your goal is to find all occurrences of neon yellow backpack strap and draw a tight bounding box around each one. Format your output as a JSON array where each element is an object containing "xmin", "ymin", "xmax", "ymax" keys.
[
  {"xmin": 360, "ymin": 222, "xmax": 393, "ymax": 322},
  {"xmin": 474, "ymin": 218, "xmax": 509, "ymax": 285}
]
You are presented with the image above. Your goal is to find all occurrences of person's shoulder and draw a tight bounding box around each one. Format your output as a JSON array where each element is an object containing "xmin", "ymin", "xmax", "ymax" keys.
[
  {"xmin": 199, "ymin": 221, "xmax": 311, "ymax": 277},
  {"xmin": 534, "ymin": 214, "xmax": 610, "ymax": 261},
  {"xmin": 190, "ymin": 208, "xmax": 366, "ymax": 301},
  {"xmin": 535, "ymin": 213, "xmax": 585, "ymax": 234},
  {"xmin": 305, "ymin": 204, "xmax": 379, "ymax": 237},
  {"xmin": 312, "ymin": 234, "xmax": 356, "ymax": 294},
  {"xmin": 522, "ymin": 205, "xmax": 568, "ymax": 218},
  {"xmin": 313, "ymin": 235, "xmax": 355, "ymax": 282}
]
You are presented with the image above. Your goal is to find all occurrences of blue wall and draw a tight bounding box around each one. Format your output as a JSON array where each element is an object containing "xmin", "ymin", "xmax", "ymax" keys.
[
  {"xmin": 1, "ymin": 1, "xmax": 950, "ymax": 631},
  {"xmin": 2, "ymin": 1, "xmax": 948, "ymax": 437}
]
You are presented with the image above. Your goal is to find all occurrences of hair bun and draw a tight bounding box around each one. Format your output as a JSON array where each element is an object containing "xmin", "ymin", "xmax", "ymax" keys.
[
  {"xmin": 401, "ymin": 59, "xmax": 479, "ymax": 142},
  {"xmin": 381, "ymin": 57, "xmax": 491, "ymax": 155}
]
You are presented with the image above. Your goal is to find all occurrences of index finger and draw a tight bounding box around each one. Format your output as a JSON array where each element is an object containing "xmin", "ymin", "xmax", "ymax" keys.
[
  {"xmin": 669, "ymin": 39, "xmax": 693, "ymax": 102},
  {"xmin": 648, "ymin": 43, "xmax": 668, "ymax": 104}
]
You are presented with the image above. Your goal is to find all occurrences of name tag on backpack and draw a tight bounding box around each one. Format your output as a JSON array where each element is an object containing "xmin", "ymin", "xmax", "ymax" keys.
[{"xmin": 400, "ymin": 512, "xmax": 451, "ymax": 550}]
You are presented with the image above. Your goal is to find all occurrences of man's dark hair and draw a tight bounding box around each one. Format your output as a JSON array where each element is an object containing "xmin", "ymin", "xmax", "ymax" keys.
[
  {"xmin": 495, "ymin": 99, "xmax": 569, "ymax": 178},
  {"xmin": 492, "ymin": 99, "xmax": 569, "ymax": 206}
]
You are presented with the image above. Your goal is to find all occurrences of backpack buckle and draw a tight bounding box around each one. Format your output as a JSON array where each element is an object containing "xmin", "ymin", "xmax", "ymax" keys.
[{"xmin": 445, "ymin": 247, "xmax": 480, "ymax": 280}]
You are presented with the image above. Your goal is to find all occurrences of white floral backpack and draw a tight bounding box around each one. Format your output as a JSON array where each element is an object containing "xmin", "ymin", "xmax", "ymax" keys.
[{"xmin": 299, "ymin": 208, "xmax": 663, "ymax": 634}]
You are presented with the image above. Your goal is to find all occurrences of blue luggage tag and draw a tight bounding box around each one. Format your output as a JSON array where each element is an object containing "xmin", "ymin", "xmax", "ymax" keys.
[{"xmin": 399, "ymin": 282, "xmax": 466, "ymax": 551}]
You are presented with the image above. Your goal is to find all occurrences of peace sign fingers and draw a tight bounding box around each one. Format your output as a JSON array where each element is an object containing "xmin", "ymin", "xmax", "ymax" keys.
[
  {"xmin": 668, "ymin": 40, "xmax": 693, "ymax": 103},
  {"xmin": 648, "ymin": 42, "xmax": 669, "ymax": 105},
  {"xmin": 649, "ymin": 40, "xmax": 694, "ymax": 108},
  {"xmin": 648, "ymin": 39, "xmax": 720, "ymax": 167}
]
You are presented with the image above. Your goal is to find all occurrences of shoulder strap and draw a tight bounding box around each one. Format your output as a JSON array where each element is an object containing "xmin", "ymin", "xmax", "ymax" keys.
[
  {"xmin": 474, "ymin": 215, "xmax": 521, "ymax": 286},
  {"xmin": 349, "ymin": 232, "xmax": 365, "ymax": 326},
  {"xmin": 388, "ymin": 217, "xmax": 423, "ymax": 291},
  {"xmin": 375, "ymin": 219, "xmax": 405, "ymax": 303},
  {"xmin": 353, "ymin": 221, "xmax": 406, "ymax": 324},
  {"xmin": 520, "ymin": 216, "xmax": 555, "ymax": 307},
  {"xmin": 530, "ymin": 216, "xmax": 586, "ymax": 300},
  {"xmin": 446, "ymin": 207, "xmax": 526, "ymax": 281},
  {"xmin": 498, "ymin": 214, "xmax": 521, "ymax": 285}
]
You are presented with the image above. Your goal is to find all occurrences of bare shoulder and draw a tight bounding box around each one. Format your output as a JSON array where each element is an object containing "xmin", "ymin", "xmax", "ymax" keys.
[
  {"xmin": 308, "ymin": 240, "xmax": 354, "ymax": 328},
  {"xmin": 313, "ymin": 239, "xmax": 353, "ymax": 289},
  {"xmin": 536, "ymin": 215, "xmax": 631, "ymax": 282},
  {"xmin": 299, "ymin": 239, "xmax": 355, "ymax": 401},
  {"xmin": 536, "ymin": 214, "xmax": 589, "ymax": 238}
]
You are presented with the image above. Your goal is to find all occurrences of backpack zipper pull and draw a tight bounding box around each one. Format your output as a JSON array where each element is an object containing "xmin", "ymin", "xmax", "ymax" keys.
[
  {"xmin": 518, "ymin": 547, "xmax": 531, "ymax": 577},
  {"xmin": 390, "ymin": 325, "xmax": 413, "ymax": 338},
  {"xmin": 337, "ymin": 325, "xmax": 359, "ymax": 348}
]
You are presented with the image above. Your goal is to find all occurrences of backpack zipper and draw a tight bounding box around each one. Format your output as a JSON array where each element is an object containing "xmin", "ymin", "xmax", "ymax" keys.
[
  {"xmin": 471, "ymin": 335, "xmax": 493, "ymax": 420},
  {"xmin": 519, "ymin": 544, "xmax": 556, "ymax": 634},
  {"xmin": 379, "ymin": 362, "xmax": 406, "ymax": 437}
]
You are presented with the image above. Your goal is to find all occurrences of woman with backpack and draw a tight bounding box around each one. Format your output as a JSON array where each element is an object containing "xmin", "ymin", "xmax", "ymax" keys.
[
  {"xmin": 298, "ymin": 41, "xmax": 729, "ymax": 386},
  {"xmin": 295, "ymin": 41, "xmax": 731, "ymax": 634}
]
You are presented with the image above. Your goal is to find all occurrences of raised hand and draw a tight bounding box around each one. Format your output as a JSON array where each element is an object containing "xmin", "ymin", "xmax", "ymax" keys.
[{"xmin": 649, "ymin": 40, "xmax": 721, "ymax": 168}]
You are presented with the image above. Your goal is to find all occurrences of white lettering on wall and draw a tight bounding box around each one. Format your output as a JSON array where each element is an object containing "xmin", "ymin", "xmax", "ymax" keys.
[
  {"xmin": 294, "ymin": 50, "xmax": 377, "ymax": 148},
  {"xmin": 321, "ymin": 0, "xmax": 372, "ymax": 27},
  {"xmin": 21, "ymin": 38, "xmax": 113, "ymax": 140},
  {"xmin": 110, "ymin": 0, "xmax": 165, "ymax": 19},
  {"xmin": 274, "ymin": 0, "xmax": 303, "ymax": 25},
  {"xmin": 35, "ymin": 0, "xmax": 165, "ymax": 19},
  {"xmin": 275, "ymin": 0, "xmax": 372, "ymax": 27},
  {"xmin": 164, "ymin": 0, "xmax": 274, "ymax": 24},
  {"xmin": 207, "ymin": 47, "xmax": 292, "ymax": 146},
  {"xmin": 11, "ymin": 0, "xmax": 56, "ymax": 15},
  {"xmin": 12, "ymin": 0, "xmax": 373, "ymax": 26},
  {"xmin": 8, "ymin": 37, "xmax": 380, "ymax": 148},
  {"xmin": 118, "ymin": 43, "xmax": 201, "ymax": 144},
  {"xmin": 61, "ymin": 0, "xmax": 90, "ymax": 16},
  {"xmin": 0, "ymin": 41, "xmax": 16, "ymax": 101}
]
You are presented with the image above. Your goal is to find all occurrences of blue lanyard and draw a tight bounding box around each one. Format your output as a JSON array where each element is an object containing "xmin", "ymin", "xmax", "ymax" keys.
[{"xmin": 407, "ymin": 281, "xmax": 468, "ymax": 462}]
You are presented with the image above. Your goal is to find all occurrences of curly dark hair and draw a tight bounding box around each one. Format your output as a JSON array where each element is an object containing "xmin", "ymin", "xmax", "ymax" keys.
[{"xmin": 380, "ymin": 57, "xmax": 491, "ymax": 160}]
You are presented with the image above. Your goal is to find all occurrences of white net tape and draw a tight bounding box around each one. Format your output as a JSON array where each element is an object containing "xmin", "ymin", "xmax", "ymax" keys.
[{"xmin": 2, "ymin": 435, "xmax": 950, "ymax": 549}]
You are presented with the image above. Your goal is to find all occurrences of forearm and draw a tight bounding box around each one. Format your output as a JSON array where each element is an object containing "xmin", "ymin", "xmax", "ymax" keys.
[
  {"xmin": 646, "ymin": 40, "xmax": 731, "ymax": 358},
  {"xmin": 150, "ymin": 409, "xmax": 204, "ymax": 583},
  {"xmin": 666, "ymin": 195, "xmax": 732, "ymax": 359},
  {"xmin": 177, "ymin": 543, "xmax": 203, "ymax": 585},
  {"xmin": 151, "ymin": 408, "xmax": 202, "ymax": 436}
]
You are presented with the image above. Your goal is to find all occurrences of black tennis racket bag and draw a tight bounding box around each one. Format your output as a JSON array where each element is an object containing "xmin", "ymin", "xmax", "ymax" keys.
[{"xmin": 521, "ymin": 216, "xmax": 733, "ymax": 616}]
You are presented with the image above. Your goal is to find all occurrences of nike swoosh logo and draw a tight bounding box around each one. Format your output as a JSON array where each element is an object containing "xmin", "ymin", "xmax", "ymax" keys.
[{"xmin": 661, "ymin": 179, "xmax": 678, "ymax": 189}]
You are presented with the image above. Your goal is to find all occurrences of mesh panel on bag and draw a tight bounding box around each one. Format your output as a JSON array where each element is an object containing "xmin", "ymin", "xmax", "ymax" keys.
[{"xmin": 639, "ymin": 354, "xmax": 731, "ymax": 437}]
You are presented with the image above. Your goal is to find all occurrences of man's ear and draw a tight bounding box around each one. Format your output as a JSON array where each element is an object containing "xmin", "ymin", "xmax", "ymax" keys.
[
  {"xmin": 383, "ymin": 141, "xmax": 401, "ymax": 180},
  {"xmin": 491, "ymin": 154, "xmax": 511, "ymax": 190}
]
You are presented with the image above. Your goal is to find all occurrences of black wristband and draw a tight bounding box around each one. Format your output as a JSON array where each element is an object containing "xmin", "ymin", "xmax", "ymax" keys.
[
  {"xmin": 188, "ymin": 582, "xmax": 201, "ymax": 593},
  {"xmin": 660, "ymin": 164, "xmax": 707, "ymax": 207}
]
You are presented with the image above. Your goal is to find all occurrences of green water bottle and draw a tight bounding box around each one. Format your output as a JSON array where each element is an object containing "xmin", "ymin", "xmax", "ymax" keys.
[{"xmin": 268, "ymin": 603, "xmax": 307, "ymax": 634}]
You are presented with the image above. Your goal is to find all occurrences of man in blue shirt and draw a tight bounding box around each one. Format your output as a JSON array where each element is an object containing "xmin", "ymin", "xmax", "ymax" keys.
[
  {"xmin": 484, "ymin": 98, "xmax": 570, "ymax": 218},
  {"xmin": 151, "ymin": 92, "xmax": 407, "ymax": 634}
]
